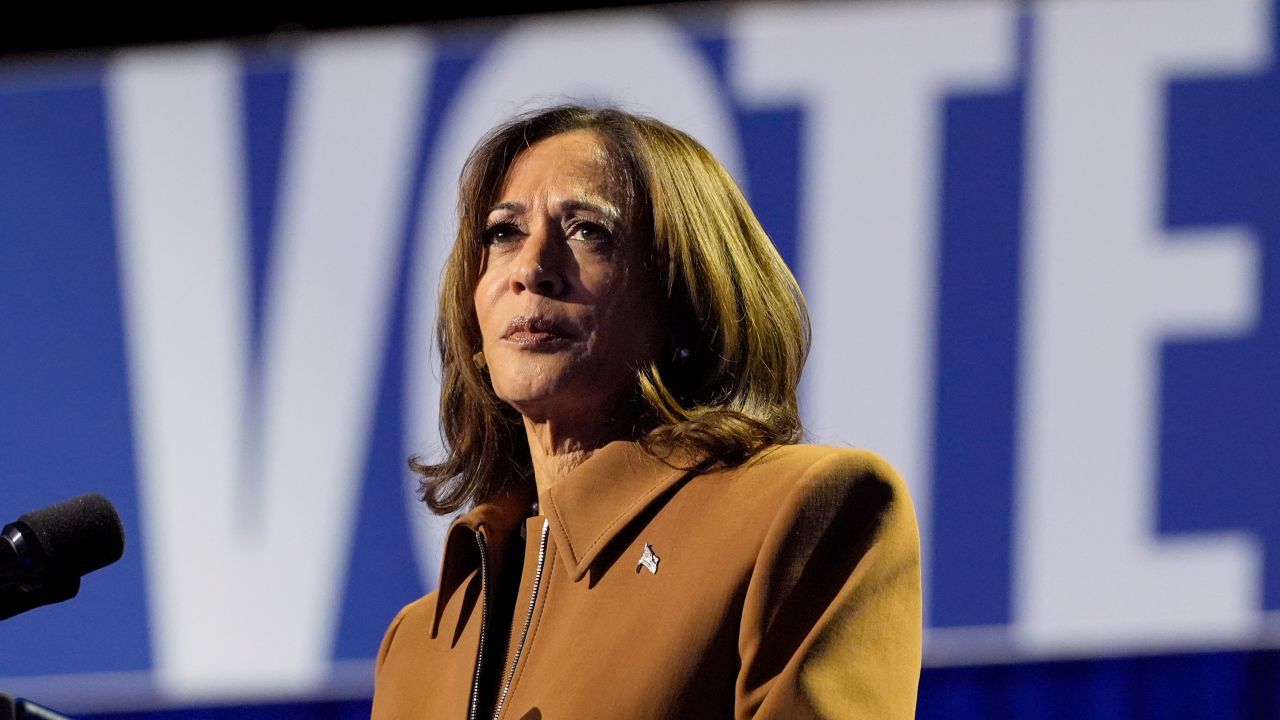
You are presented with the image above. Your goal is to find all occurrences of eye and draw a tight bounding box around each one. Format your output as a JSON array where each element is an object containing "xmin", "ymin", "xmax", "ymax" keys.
[
  {"xmin": 482, "ymin": 222, "xmax": 522, "ymax": 245},
  {"xmin": 569, "ymin": 221, "xmax": 613, "ymax": 244}
]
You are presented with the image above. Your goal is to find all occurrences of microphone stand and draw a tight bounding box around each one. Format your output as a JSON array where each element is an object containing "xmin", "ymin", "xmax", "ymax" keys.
[
  {"xmin": 0, "ymin": 576, "xmax": 80, "ymax": 622},
  {"xmin": 0, "ymin": 582, "xmax": 79, "ymax": 718},
  {"xmin": 0, "ymin": 694, "xmax": 71, "ymax": 720}
]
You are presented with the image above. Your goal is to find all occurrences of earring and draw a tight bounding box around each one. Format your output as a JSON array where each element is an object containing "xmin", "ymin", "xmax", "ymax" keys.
[{"xmin": 472, "ymin": 350, "xmax": 487, "ymax": 370}]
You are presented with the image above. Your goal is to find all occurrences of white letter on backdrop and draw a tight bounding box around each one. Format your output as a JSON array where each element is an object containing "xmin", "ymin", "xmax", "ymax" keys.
[
  {"xmin": 731, "ymin": 0, "xmax": 1017, "ymax": 617},
  {"xmin": 1017, "ymin": 0, "xmax": 1266, "ymax": 650},
  {"xmin": 109, "ymin": 33, "xmax": 430, "ymax": 697},
  {"xmin": 405, "ymin": 11, "xmax": 740, "ymax": 590}
]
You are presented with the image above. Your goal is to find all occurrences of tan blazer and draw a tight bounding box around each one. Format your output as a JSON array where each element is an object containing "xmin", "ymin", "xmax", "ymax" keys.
[{"xmin": 372, "ymin": 441, "xmax": 921, "ymax": 719}]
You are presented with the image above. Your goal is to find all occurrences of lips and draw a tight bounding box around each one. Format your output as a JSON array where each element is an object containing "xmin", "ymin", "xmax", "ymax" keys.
[{"xmin": 501, "ymin": 315, "xmax": 572, "ymax": 346}]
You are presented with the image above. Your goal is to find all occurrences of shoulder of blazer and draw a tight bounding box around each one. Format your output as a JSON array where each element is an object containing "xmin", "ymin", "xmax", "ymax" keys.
[
  {"xmin": 712, "ymin": 443, "xmax": 911, "ymax": 518},
  {"xmin": 742, "ymin": 444, "xmax": 916, "ymax": 572}
]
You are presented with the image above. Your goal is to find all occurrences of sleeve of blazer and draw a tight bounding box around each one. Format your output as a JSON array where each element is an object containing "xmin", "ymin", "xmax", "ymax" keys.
[
  {"xmin": 375, "ymin": 603, "xmax": 410, "ymax": 677},
  {"xmin": 735, "ymin": 449, "xmax": 922, "ymax": 719}
]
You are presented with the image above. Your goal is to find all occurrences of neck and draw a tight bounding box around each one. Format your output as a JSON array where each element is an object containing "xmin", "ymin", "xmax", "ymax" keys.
[{"xmin": 522, "ymin": 413, "xmax": 632, "ymax": 507}]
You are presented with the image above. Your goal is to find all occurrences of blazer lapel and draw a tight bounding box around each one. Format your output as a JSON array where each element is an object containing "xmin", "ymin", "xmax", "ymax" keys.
[{"xmin": 541, "ymin": 440, "xmax": 702, "ymax": 582}]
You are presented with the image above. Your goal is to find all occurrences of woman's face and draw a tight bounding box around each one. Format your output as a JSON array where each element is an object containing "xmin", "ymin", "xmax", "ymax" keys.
[{"xmin": 473, "ymin": 130, "xmax": 661, "ymax": 425}]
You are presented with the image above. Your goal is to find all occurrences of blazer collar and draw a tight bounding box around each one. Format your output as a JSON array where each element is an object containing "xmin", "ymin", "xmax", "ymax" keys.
[
  {"xmin": 432, "ymin": 440, "xmax": 699, "ymax": 634},
  {"xmin": 541, "ymin": 440, "xmax": 698, "ymax": 582},
  {"xmin": 431, "ymin": 482, "xmax": 536, "ymax": 637}
]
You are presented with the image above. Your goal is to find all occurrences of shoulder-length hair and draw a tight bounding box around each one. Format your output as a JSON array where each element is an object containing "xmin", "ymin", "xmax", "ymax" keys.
[{"xmin": 413, "ymin": 104, "xmax": 810, "ymax": 514}]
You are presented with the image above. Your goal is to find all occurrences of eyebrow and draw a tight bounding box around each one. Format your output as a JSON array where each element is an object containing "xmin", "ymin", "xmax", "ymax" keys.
[
  {"xmin": 486, "ymin": 196, "xmax": 623, "ymax": 224},
  {"xmin": 560, "ymin": 198, "xmax": 622, "ymax": 224},
  {"xmin": 487, "ymin": 201, "xmax": 523, "ymax": 216}
]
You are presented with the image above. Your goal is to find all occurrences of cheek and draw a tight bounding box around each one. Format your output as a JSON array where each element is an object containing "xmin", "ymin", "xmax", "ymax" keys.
[
  {"xmin": 588, "ymin": 268, "xmax": 660, "ymax": 357},
  {"xmin": 579, "ymin": 266, "xmax": 625, "ymax": 326},
  {"xmin": 473, "ymin": 272, "xmax": 505, "ymax": 341},
  {"xmin": 579, "ymin": 248, "xmax": 630, "ymax": 297}
]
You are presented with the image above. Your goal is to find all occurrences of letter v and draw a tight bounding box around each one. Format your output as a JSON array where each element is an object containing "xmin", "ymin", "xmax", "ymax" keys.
[{"xmin": 107, "ymin": 33, "xmax": 431, "ymax": 699}]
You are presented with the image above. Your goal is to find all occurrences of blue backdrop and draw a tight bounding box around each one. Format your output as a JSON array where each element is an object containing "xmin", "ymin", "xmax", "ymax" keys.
[{"xmin": 1, "ymin": 0, "xmax": 1278, "ymax": 716}]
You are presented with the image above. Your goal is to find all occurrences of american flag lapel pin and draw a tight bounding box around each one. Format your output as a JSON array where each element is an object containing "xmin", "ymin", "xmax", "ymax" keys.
[{"xmin": 635, "ymin": 543, "xmax": 660, "ymax": 574}]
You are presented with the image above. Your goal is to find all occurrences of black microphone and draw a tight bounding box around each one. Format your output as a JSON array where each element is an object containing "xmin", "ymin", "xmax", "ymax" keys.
[{"xmin": 0, "ymin": 493, "xmax": 125, "ymax": 620}]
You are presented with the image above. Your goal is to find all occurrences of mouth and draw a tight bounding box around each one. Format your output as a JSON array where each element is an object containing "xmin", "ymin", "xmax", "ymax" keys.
[{"xmin": 501, "ymin": 315, "xmax": 572, "ymax": 346}]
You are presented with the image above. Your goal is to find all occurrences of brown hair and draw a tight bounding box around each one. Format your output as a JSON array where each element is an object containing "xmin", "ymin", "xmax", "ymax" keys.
[{"xmin": 412, "ymin": 105, "xmax": 810, "ymax": 513}]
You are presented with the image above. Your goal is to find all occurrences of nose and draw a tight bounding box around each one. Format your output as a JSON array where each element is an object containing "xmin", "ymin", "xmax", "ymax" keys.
[{"xmin": 509, "ymin": 230, "xmax": 566, "ymax": 297}]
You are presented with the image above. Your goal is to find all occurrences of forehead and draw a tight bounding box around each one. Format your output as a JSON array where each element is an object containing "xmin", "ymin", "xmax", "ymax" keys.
[{"xmin": 497, "ymin": 129, "xmax": 622, "ymax": 204}]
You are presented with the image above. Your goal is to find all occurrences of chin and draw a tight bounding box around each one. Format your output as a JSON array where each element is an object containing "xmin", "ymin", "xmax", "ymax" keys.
[
  {"xmin": 492, "ymin": 375, "xmax": 606, "ymax": 418},
  {"xmin": 491, "ymin": 373, "xmax": 572, "ymax": 409},
  {"xmin": 488, "ymin": 351, "xmax": 635, "ymax": 415}
]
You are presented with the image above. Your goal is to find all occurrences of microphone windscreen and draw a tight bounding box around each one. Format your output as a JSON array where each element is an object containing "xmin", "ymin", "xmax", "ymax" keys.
[{"xmin": 18, "ymin": 493, "xmax": 125, "ymax": 579}]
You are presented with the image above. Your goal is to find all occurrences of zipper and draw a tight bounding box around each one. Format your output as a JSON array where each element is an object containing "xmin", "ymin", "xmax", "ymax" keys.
[
  {"xmin": 467, "ymin": 530, "xmax": 490, "ymax": 720},
  {"xmin": 491, "ymin": 518, "xmax": 550, "ymax": 720}
]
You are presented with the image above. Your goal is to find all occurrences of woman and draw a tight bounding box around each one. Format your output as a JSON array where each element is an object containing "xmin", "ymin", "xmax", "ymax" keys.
[{"xmin": 372, "ymin": 105, "xmax": 921, "ymax": 719}]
